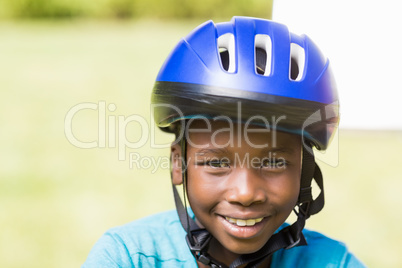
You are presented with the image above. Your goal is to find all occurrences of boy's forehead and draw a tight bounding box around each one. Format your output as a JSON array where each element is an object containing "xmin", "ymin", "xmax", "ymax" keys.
[{"xmin": 185, "ymin": 119, "xmax": 300, "ymax": 148}]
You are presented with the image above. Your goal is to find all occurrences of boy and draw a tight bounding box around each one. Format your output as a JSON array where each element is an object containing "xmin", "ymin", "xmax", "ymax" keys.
[{"xmin": 83, "ymin": 17, "xmax": 365, "ymax": 267}]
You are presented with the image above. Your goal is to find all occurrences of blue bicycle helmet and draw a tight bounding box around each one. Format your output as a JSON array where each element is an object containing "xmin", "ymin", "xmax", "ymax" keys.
[
  {"xmin": 152, "ymin": 16, "xmax": 339, "ymax": 150},
  {"xmin": 151, "ymin": 16, "xmax": 339, "ymax": 267}
]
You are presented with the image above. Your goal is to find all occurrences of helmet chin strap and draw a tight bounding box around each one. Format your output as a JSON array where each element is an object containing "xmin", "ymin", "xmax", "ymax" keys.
[{"xmin": 171, "ymin": 137, "xmax": 324, "ymax": 268}]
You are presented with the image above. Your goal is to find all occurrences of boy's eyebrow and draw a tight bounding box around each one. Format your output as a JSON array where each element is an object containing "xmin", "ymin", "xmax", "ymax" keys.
[
  {"xmin": 261, "ymin": 146, "xmax": 296, "ymax": 154},
  {"xmin": 194, "ymin": 146, "xmax": 296, "ymax": 156},
  {"xmin": 195, "ymin": 148, "xmax": 230, "ymax": 156}
]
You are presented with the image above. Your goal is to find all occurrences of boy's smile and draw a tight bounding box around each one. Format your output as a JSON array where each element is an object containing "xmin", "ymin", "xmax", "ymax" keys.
[{"xmin": 172, "ymin": 120, "xmax": 302, "ymax": 264}]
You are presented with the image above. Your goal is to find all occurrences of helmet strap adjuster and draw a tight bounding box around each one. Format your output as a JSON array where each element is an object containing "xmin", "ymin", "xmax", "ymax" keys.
[{"xmin": 185, "ymin": 231, "xmax": 226, "ymax": 268}]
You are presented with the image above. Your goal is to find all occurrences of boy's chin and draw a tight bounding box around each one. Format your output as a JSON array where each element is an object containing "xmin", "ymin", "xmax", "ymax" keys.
[
  {"xmin": 213, "ymin": 236, "xmax": 270, "ymax": 256},
  {"xmin": 227, "ymin": 241, "xmax": 267, "ymax": 255}
]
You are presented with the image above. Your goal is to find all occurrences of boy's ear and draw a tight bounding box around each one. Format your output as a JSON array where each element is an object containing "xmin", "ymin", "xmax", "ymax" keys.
[{"xmin": 171, "ymin": 143, "xmax": 183, "ymax": 185}]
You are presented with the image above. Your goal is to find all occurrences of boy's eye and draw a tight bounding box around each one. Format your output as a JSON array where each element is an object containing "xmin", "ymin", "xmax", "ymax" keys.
[
  {"xmin": 207, "ymin": 160, "xmax": 230, "ymax": 168},
  {"xmin": 261, "ymin": 158, "xmax": 286, "ymax": 169}
]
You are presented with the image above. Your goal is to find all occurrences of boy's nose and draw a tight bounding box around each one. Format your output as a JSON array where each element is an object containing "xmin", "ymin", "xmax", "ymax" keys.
[{"xmin": 225, "ymin": 168, "xmax": 267, "ymax": 207}]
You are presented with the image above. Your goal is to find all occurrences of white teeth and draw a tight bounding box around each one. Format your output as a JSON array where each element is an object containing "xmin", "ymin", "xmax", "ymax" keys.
[
  {"xmin": 228, "ymin": 218, "xmax": 236, "ymax": 224},
  {"xmin": 246, "ymin": 219, "xmax": 255, "ymax": 226},
  {"xmin": 225, "ymin": 217, "xmax": 264, "ymax": 226},
  {"xmin": 237, "ymin": 219, "xmax": 246, "ymax": 226}
]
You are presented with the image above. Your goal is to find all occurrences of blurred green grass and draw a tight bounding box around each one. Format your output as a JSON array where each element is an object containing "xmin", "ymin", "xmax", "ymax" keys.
[{"xmin": 0, "ymin": 20, "xmax": 401, "ymax": 268}]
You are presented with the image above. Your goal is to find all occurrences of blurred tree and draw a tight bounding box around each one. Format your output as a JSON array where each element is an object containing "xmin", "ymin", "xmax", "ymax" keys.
[
  {"xmin": 0, "ymin": 0, "xmax": 272, "ymax": 20},
  {"xmin": 0, "ymin": 0, "xmax": 84, "ymax": 19}
]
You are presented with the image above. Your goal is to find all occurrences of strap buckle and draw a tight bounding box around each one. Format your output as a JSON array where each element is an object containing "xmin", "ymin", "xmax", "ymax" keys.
[
  {"xmin": 294, "ymin": 201, "xmax": 311, "ymax": 219},
  {"xmin": 283, "ymin": 226, "xmax": 302, "ymax": 250},
  {"xmin": 186, "ymin": 231, "xmax": 226, "ymax": 268},
  {"xmin": 281, "ymin": 215, "xmax": 308, "ymax": 250},
  {"xmin": 185, "ymin": 230, "xmax": 211, "ymax": 252},
  {"xmin": 197, "ymin": 253, "xmax": 225, "ymax": 268}
]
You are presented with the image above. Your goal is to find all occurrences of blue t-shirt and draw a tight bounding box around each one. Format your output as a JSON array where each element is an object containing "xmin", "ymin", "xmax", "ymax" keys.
[{"xmin": 82, "ymin": 210, "xmax": 365, "ymax": 267}]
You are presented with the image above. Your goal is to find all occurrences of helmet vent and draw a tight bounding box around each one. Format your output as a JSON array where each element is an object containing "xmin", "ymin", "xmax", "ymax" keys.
[
  {"xmin": 254, "ymin": 34, "xmax": 272, "ymax": 76},
  {"xmin": 290, "ymin": 43, "xmax": 305, "ymax": 81},
  {"xmin": 217, "ymin": 33, "xmax": 235, "ymax": 73}
]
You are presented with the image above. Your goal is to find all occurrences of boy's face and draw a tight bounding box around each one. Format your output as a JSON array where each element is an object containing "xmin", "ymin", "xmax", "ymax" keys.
[{"xmin": 172, "ymin": 120, "xmax": 301, "ymax": 258}]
